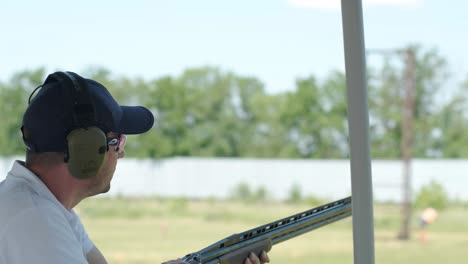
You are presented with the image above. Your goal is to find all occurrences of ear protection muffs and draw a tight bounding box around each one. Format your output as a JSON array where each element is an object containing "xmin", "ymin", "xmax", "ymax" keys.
[{"xmin": 52, "ymin": 72, "xmax": 107, "ymax": 179}]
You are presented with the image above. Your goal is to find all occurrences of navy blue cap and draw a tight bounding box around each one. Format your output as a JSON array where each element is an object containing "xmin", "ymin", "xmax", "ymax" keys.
[{"xmin": 21, "ymin": 71, "xmax": 154, "ymax": 152}]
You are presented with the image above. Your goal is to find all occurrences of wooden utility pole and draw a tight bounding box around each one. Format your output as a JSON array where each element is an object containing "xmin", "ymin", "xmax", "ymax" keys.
[{"xmin": 398, "ymin": 48, "xmax": 416, "ymax": 240}]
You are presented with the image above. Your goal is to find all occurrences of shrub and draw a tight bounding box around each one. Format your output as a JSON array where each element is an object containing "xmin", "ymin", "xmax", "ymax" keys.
[
  {"xmin": 230, "ymin": 183, "xmax": 270, "ymax": 203},
  {"xmin": 253, "ymin": 186, "xmax": 269, "ymax": 202},
  {"xmin": 287, "ymin": 183, "xmax": 302, "ymax": 204},
  {"xmin": 230, "ymin": 182, "xmax": 252, "ymax": 201},
  {"xmin": 304, "ymin": 195, "xmax": 323, "ymax": 207},
  {"xmin": 414, "ymin": 180, "xmax": 449, "ymax": 210},
  {"xmin": 168, "ymin": 197, "xmax": 188, "ymax": 215}
]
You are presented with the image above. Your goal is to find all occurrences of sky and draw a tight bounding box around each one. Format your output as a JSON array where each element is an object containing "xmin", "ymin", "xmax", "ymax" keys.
[{"xmin": 1, "ymin": 0, "xmax": 467, "ymax": 96}]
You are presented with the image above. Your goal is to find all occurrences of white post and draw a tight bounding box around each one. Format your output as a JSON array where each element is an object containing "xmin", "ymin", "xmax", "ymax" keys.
[{"xmin": 340, "ymin": 0, "xmax": 375, "ymax": 264}]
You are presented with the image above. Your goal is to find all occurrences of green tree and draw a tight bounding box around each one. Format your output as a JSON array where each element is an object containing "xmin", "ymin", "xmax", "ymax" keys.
[
  {"xmin": 146, "ymin": 75, "xmax": 190, "ymax": 157},
  {"xmin": 2, "ymin": 46, "xmax": 467, "ymax": 160},
  {"xmin": 280, "ymin": 72, "xmax": 348, "ymax": 158},
  {"xmin": 140, "ymin": 67, "xmax": 262, "ymax": 157},
  {"xmin": 249, "ymin": 93, "xmax": 296, "ymax": 157},
  {"xmin": 368, "ymin": 46, "xmax": 449, "ymax": 158},
  {"xmin": 0, "ymin": 69, "xmax": 45, "ymax": 155},
  {"xmin": 432, "ymin": 81, "xmax": 468, "ymax": 157}
]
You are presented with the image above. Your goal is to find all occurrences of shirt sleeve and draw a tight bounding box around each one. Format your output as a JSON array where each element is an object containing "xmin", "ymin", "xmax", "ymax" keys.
[
  {"xmin": 1, "ymin": 206, "xmax": 88, "ymax": 264},
  {"xmin": 70, "ymin": 209, "xmax": 95, "ymax": 255}
]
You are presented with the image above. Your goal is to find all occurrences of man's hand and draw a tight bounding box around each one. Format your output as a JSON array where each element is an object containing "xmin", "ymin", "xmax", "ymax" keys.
[
  {"xmin": 162, "ymin": 250, "xmax": 270, "ymax": 264},
  {"xmin": 245, "ymin": 251, "xmax": 270, "ymax": 264}
]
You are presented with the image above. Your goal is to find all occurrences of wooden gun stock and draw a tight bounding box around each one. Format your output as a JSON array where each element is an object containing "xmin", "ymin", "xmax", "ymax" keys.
[{"xmin": 219, "ymin": 238, "xmax": 272, "ymax": 264}]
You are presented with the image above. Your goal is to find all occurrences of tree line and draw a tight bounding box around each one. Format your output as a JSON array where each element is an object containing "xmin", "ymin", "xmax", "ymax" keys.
[{"xmin": 1, "ymin": 46, "xmax": 467, "ymax": 159}]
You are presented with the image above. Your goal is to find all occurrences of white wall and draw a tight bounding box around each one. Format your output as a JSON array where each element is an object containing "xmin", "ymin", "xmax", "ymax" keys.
[{"xmin": 1, "ymin": 157, "xmax": 467, "ymax": 202}]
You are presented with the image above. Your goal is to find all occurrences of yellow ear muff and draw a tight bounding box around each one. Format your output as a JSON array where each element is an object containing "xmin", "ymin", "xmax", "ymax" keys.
[{"xmin": 66, "ymin": 127, "xmax": 107, "ymax": 179}]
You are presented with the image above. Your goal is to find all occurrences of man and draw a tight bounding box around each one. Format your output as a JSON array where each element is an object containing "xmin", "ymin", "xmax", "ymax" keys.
[{"xmin": 0, "ymin": 72, "xmax": 269, "ymax": 264}]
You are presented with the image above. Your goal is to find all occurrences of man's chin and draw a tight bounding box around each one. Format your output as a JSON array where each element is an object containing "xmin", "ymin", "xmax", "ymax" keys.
[{"xmin": 99, "ymin": 184, "xmax": 111, "ymax": 194}]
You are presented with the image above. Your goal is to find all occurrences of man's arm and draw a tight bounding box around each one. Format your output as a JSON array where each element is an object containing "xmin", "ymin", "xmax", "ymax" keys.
[{"xmin": 86, "ymin": 246, "xmax": 108, "ymax": 264}]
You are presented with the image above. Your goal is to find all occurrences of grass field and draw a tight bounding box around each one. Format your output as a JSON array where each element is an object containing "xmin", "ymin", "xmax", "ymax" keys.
[{"xmin": 78, "ymin": 197, "xmax": 468, "ymax": 264}]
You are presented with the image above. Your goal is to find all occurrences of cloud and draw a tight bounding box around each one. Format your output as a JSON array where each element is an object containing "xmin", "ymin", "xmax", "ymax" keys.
[{"xmin": 288, "ymin": 0, "xmax": 424, "ymax": 10}]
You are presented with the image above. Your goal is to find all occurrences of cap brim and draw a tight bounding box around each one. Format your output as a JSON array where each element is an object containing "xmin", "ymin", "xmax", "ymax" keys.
[{"xmin": 117, "ymin": 106, "xmax": 154, "ymax": 134}]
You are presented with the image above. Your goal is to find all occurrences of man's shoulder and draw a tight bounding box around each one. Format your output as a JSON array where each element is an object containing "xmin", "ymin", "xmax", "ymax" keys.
[
  {"xmin": 0, "ymin": 182, "xmax": 66, "ymax": 236},
  {"xmin": 0, "ymin": 198, "xmax": 88, "ymax": 263}
]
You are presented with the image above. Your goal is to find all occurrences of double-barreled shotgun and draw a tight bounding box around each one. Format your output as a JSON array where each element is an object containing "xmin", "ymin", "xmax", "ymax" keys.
[{"xmin": 181, "ymin": 196, "xmax": 352, "ymax": 264}]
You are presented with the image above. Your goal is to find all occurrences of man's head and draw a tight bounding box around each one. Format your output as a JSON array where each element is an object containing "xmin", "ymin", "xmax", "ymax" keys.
[{"xmin": 22, "ymin": 71, "xmax": 154, "ymax": 183}]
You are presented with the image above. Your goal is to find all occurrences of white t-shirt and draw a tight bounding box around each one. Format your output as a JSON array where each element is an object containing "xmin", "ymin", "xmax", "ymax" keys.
[{"xmin": 0, "ymin": 161, "xmax": 94, "ymax": 263}]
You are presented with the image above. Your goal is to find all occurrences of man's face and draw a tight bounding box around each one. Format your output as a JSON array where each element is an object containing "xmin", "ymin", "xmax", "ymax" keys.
[{"xmin": 87, "ymin": 132, "xmax": 127, "ymax": 195}]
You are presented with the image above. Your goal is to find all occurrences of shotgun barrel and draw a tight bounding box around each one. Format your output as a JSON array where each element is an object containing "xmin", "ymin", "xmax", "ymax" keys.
[{"xmin": 181, "ymin": 196, "xmax": 352, "ymax": 264}]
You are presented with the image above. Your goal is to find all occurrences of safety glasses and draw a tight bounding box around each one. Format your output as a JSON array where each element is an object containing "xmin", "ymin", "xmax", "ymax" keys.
[{"xmin": 107, "ymin": 134, "xmax": 127, "ymax": 152}]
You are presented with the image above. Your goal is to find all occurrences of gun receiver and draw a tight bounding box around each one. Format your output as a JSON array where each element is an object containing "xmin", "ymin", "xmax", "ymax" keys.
[{"xmin": 181, "ymin": 196, "xmax": 352, "ymax": 264}]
